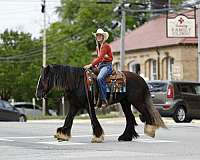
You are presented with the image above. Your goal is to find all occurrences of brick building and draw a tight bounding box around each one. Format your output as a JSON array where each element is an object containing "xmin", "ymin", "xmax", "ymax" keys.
[{"xmin": 110, "ymin": 13, "xmax": 198, "ymax": 81}]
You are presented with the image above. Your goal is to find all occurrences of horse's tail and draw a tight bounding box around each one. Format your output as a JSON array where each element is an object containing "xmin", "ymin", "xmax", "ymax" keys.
[{"xmin": 145, "ymin": 89, "xmax": 167, "ymax": 129}]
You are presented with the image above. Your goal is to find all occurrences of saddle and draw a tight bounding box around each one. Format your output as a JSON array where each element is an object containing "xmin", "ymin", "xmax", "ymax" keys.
[
  {"xmin": 106, "ymin": 70, "xmax": 126, "ymax": 84},
  {"xmin": 85, "ymin": 68, "xmax": 126, "ymax": 105},
  {"xmin": 86, "ymin": 68, "xmax": 126, "ymax": 93}
]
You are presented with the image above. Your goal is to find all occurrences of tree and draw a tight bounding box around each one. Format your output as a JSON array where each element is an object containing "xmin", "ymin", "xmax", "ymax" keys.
[
  {"xmin": 0, "ymin": 30, "xmax": 41, "ymax": 101},
  {"xmin": 55, "ymin": 0, "xmax": 150, "ymax": 51}
]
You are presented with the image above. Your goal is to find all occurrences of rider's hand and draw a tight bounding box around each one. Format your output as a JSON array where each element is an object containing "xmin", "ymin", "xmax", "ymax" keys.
[{"xmin": 84, "ymin": 64, "xmax": 92, "ymax": 69}]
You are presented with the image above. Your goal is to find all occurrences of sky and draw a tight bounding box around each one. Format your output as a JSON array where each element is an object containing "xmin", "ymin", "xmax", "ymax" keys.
[
  {"xmin": 0, "ymin": 0, "xmax": 61, "ymax": 38},
  {"xmin": 0, "ymin": 0, "xmax": 198, "ymax": 38}
]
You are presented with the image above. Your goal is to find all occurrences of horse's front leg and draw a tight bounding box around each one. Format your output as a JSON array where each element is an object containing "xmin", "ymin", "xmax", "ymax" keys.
[
  {"xmin": 54, "ymin": 106, "xmax": 78, "ymax": 142},
  {"xmin": 87, "ymin": 104, "xmax": 104, "ymax": 143}
]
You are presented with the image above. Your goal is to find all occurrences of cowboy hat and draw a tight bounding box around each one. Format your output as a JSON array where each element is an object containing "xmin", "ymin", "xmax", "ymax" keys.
[{"xmin": 92, "ymin": 28, "xmax": 109, "ymax": 41}]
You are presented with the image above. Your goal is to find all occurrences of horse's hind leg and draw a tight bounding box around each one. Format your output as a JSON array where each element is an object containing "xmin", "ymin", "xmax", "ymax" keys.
[
  {"xmin": 133, "ymin": 102, "xmax": 153, "ymax": 123},
  {"xmin": 118, "ymin": 100, "xmax": 139, "ymax": 141},
  {"xmin": 133, "ymin": 102, "xmax": 156, "ymax": 137},
  {"xmin": 55, "ymin": 106, "xmax": 78, "ymax": 141}
]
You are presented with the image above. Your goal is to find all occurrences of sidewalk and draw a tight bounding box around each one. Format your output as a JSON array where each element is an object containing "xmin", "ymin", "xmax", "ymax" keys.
[{"xmin": 28, "ymin": 117, "xmax": 200, "ymax": 124}]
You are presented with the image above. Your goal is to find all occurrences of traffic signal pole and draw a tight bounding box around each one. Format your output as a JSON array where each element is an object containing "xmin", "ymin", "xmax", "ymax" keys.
[{"xmin": 42, "ymin": 0, "xmax": 47, "ymax": 116}]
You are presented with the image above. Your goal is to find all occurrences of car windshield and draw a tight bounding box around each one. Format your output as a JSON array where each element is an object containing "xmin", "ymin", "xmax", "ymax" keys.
[{"xmin": 148, "ymin": 82, "xmax": 167, "ymax": 92}]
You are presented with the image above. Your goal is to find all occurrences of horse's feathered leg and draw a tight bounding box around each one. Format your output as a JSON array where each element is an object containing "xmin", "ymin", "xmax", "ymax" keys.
[
  {"xmin": 84, "ymin": 74, "xmax": 104, "ymax": 143},
  {"xmin": 132, "ymin": 100, "xmax": 166, "ymax": 138},
  {"xmin": 54, "ymin": 106, "xmax": 78, "ymax": 141},
  {"xmin": 86, "ymin": 105, "xmax": 104, "ymax": 143},
  {"xmin": 118, "ymin": 100, "xmax": 139, "ymax": 141},
  {"xmin": 133, "ymin": 102, "xmax": 156, "ymax": 137}
]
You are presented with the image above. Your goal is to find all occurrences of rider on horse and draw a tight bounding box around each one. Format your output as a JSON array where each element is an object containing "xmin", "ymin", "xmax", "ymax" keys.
[{"xmin": 84, "ymin": 28, "xmax": 113, "ymax": 108}]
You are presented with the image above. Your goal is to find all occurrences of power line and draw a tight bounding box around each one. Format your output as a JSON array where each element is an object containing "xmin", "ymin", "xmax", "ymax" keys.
[
  {"xmin": 124, "ymin": 1, "xmax": 200, "ymax": 13},
  {"xmin": 0, "ymin": 32, "xmax": 73, "ymax": 60},
  {"xmin": 0, "ymin": 29, "xmax": 88, "ymax": 62},
  {"xmin": 0, "ymin": 28, "xmax": 88, "ymax": 58}
]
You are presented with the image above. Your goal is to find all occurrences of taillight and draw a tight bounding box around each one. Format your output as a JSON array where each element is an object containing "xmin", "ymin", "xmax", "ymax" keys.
[
  {"xmin": 163, "ymin": 105, "xmax": 171, "ymax": 110},
  {"xmin": 167, "ymin": 85, "xmax": 174, "ymax": 99}
]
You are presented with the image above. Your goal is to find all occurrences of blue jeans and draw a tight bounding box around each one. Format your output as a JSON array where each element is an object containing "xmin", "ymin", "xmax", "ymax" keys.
[{"xmin": 97, "ymin": 63, "xmax": 112, "ymax": 101}]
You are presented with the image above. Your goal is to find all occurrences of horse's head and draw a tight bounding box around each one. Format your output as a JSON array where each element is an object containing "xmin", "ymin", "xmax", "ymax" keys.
[{"xmin": 35, "ymin": 65, "xmax": 53, "ymax": 99}]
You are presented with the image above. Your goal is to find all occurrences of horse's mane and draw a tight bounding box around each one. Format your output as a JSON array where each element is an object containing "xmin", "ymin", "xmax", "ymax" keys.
[{"xmin": 48, "ymin": 64, "xmax": 85, "ymax": 91}]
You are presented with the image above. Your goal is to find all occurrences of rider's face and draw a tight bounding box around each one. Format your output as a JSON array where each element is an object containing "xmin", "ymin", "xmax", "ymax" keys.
[{"xmin": 96, "ymin": 34, "xmax": 104, "ymax": 42}]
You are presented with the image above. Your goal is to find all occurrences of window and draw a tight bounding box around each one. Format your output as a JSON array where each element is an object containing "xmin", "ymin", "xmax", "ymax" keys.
[
  {"xmin": 129, "ymin": 62, "xmax": 140, "ymax": 74},
  {"xmin": 0, "ymin": 102, "xmax": 4, "ymax": 108},
  {"xmin": 148, "ymin": 82, "xmax": 167, "ymax": 92},
  {"xmin": 150, "ymin": 60, "xmax": 157, "ymax": 80},
  {"xmin": 192, "ymin": 85, "xmax": 200, "ymax": 95},
  {"xmin": 168, "ymin": 58, "xmax": 174, "ymax": 80},
  {"xmin": 178, "ymin": 84, "xmax": 195, "ymax": 94},
  {"xmin": 3, "ymin": 101, "xmax": 12, "ymax": 108},
  {"xmin": 21, "ymin": 104, "xmax": 34, "ymax": 109}
]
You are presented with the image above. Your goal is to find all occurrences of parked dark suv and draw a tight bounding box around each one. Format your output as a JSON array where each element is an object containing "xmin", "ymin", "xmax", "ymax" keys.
[{"xmin": 145, "ymin": 80, "xmax": 200, "ymax": 123}]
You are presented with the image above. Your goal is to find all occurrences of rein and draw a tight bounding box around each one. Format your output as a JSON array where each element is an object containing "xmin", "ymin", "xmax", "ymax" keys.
[{"xmin": 83, "ymin": 69, "xmax": 93, "ymax": 118}]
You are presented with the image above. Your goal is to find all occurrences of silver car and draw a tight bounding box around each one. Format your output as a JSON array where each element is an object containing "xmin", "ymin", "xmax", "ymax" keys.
[
  {"xmin": 13, "ymin": 102, "xmax": 57, "ymax": 117},
  {"xmin": 13, "ymin": 102, "xmax": 43, "ymax": 117}
]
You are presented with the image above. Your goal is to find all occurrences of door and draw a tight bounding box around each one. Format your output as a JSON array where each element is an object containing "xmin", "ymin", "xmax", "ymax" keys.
[
  {"xmin": 191, "ymin": 84, "xmax": 200, "ymax": 117},
  {"xmin": 2, "ymin": 101, "xmax": 19, "ymax": 121},
  {"xmin": 0, "ymin": 101, "xmax": 6, "ymax": 120},
  {"xmin": 178, "ymin": 83, "xmax": 196, "ymax": 116}
]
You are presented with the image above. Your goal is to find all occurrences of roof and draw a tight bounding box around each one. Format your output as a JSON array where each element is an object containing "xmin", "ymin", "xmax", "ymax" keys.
[{"xmin": 110, "ymin": 11, "xmax": 198, "ymax": 53}]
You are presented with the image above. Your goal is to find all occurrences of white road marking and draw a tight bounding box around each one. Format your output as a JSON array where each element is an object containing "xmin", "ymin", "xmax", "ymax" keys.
[
  {"xmin": 36, "ymin": 141, "xmax": 86, "ymax": 145},
  {"xmin": 0, "ymin": 134, "xmax": 143, "ymax": 139},
  {"xmin": 135, "ymin": 139, "xmax": 178, "ymax": 143},
  {"xmin": 0, "ymin": 136, "xmax": 52, "ymax": 139},
  {"xmin": 0, "ymin": 134, "xmax": 178, "ymax": 144},
  {"xmin": 0, "ymin": 138, "xmax": 14, "ymax": 142}
]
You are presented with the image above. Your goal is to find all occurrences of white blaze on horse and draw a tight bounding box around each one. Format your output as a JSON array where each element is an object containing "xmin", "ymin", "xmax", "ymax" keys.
[{"xmin": 36, "ymin": 64, "xmax": 167, "ymax": 143}]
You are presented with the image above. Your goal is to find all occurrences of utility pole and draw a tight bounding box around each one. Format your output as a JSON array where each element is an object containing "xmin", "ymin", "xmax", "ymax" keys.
[
  {"xmin": 198, "ymin": 7, "xmax": 200, "ymax": 82},
  {"xmin": 42, "ymin": 0, "xmax": 47, "ymax": 115},
  {"xmin": 168, "ymin": 0, "xmax": 171, "ymax": 8},
  {"xmin": 120, "ymin": 4, "xmax": 126, "ymax": 71},
  {"xmin": 118, "ymin": 1, "xmax": 126, "ymax": 117}
]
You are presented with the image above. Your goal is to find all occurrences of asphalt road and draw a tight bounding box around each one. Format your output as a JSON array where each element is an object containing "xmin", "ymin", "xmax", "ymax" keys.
[{"xmin": 0, "ymin": 118, "xmax": 200, "ymax": 160}]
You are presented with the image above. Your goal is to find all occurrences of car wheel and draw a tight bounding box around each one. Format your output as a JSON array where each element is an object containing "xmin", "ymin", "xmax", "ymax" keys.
[
  {"xmin": 173, "ymin": 106, "xmax": 186, "ymax": 123},
  {"xmin": 184, "ymin": 117, "xmax": 192, "ymax": 123},
  {"xmin": 19, "ymin": 115, "xmax": 27, "ymax": 122}
]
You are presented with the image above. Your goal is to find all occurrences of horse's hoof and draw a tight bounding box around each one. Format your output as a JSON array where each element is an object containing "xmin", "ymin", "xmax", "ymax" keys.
[
  {"xmin": 57, "ymin": 138, "xmax": 67, "ymax": 142},
  {"xmin": 54, "ymin": 134, "xmax": 58, "ymax": 139},
  {"xmin": 91, "ymin": 135, "xmax": 104, "ymax": 143},
  {"xmin": 118, "ymin": 135, "xmax": 132, "ymax": 141},
  {"xmin": 54, "ymin": 132, "xmax": 71, "ymax": 141},
  {"xmin": 144, "ymin": 124, "xmax": 156, "ymax": 138}
]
